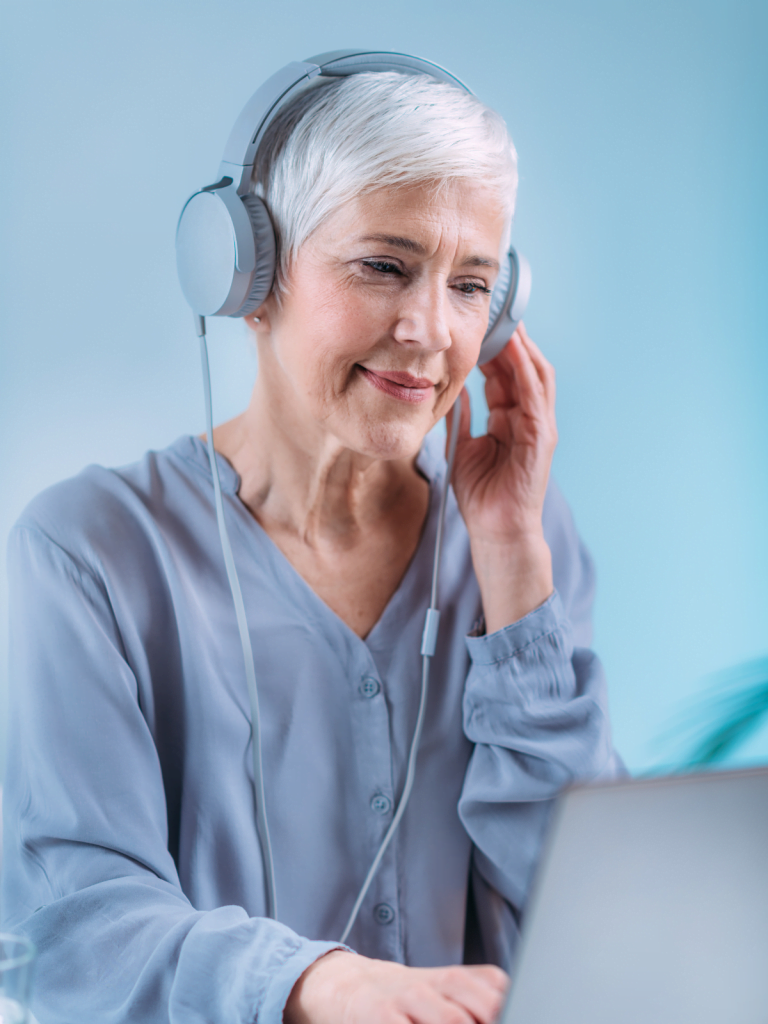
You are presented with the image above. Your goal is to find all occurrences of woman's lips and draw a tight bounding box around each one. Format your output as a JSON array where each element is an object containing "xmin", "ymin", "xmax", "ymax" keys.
[{"xmin": 357, "ymin": 366, "xmax": 435, "ymax": 404}]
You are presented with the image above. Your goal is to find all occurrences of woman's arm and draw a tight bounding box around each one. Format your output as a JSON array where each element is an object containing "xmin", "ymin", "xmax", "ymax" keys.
[
  {"xmin": 3, "ymin": 523, "xmax": 342, "ymax": 1024},
  {"xmin": 450, "ymin": 326, "xmax": 625, "ymax": 965}
]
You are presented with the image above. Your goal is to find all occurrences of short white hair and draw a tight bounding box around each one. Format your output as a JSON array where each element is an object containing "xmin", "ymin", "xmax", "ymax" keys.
[{"xmin": 252, "ymin": 72, "xmax": 518, "ymax": 292}]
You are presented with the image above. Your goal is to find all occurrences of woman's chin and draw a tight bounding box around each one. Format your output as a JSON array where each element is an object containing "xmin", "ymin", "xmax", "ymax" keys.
[{"xmin": 341, "ymin": 411, "xmax": 433, "ymax": 463}]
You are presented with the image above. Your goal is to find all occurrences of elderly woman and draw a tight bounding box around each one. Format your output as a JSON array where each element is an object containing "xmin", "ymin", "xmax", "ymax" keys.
[{"xmin": 4, "ymin": 62, "xmax": 622, "ymax": 1024}]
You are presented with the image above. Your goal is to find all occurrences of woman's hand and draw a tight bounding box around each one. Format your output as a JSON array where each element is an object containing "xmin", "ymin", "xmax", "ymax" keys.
[
  {"xmin": 449, "ymin": 323, "xmax": 557, "ymax": 633},
  {"xmin": 284, "ymin": 950, "xmax": 508, "ymax": 1024}
]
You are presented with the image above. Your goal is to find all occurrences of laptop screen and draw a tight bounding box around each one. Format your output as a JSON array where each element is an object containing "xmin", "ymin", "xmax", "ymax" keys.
[{"xmin": 500, "ymin": 766, "xmax": 768, "ymax": 1024}]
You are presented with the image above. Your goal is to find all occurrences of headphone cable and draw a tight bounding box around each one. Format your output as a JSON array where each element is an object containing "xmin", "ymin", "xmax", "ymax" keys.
[{"xmin": 196, "ymin": 314, "xmax": 278, "ymax": 921}]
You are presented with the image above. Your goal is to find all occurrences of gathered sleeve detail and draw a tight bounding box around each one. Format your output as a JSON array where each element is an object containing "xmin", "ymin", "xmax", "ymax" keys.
[{"xmin": 458, "ymin": 591, "xmax": 624, "ymax": 963}]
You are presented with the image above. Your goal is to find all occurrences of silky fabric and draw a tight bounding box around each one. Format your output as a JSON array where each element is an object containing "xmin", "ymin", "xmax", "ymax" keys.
[{"xmin": 3, "ymin": 431, "xmax": 623, "ymax": 1024}]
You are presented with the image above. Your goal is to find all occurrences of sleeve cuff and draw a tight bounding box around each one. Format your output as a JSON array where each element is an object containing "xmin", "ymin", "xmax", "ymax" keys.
[
  {"xmin": 464, "ymin": 590, "xmax": 569, "ymax": 667},
  {"xmin": 259, "ymin": 939, "xmax": 353, "ymax": 1023}
]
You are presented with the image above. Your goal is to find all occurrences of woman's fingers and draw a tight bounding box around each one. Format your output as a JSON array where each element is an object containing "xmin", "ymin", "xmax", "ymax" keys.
[
  {"xmin": 284, "ymin": 952, "xmax": 507, "ymax": 1024},
  {"xmin": 482, "ymin": 351, "xmax": 517, "ymax": 413},
  {"xmin": 399, "ymin": 965, "xmax": 507, "ymax": 1024},
  {"xmin": 456, "ymin": 386, "xmax": 472, "ymax": 442},
  {"xmin": 517, "ymin": 322, "xmax": 556, "ymax": 406},
  {"xmin": 396, "ymin": 979, "xmax": 476, "ymax": 1024},
  {"xmin": 482, "ymin": 325, "xmax": 550, "ymax": 413},
  {"xmin": 505, "ymin": 332, "xmax": 548, "ymax": 414},
  {"xmin": 445, "ymin": 387, "xmax": 472, "ymax": 467},
  {"xmin": 432, "ymin": 964, "xmax": 509, "ymax": 1023},
  {"xmin": 484, "ymin": 325, "xmax": 554, "ymax": 426}
]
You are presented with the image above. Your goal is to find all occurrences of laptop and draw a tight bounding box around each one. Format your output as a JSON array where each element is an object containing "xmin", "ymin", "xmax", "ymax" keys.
[{"xmin": 499, "ymin": 766, "xmax": 768, "ymax": 1024}]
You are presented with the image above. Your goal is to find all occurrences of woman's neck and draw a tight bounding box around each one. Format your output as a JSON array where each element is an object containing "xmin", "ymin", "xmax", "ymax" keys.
[
  {"xmin": 210, "ymin": 375, "xmax": 424, "ymax": 551},
  {"xmin": 206, "ymin": 352, "xmax": 431, "ymax": 638}
]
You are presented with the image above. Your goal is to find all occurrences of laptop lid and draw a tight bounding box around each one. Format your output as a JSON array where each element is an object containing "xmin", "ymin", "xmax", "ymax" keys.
[{"xmin": 499, "ymin": 766, "xmax": 768, "ymax": 1024}]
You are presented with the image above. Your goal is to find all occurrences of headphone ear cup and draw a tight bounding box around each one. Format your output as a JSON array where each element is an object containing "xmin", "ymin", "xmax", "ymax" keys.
[
  {"xmin": 234, "ymin": 195, "xmax": 277, "ymax": 318},
  {"xmin": 477, "ymin": 248, "xmax": 532, "ymax": 365},
  {"xmin": 176, "ymin": 188, "xmax": 277, "ymax": 317}
]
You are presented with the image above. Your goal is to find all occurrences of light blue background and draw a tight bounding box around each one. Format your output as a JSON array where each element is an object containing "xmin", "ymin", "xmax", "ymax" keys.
[{"xmin": 1, "ymin": 0, "xmax": 767, "ymax": 777}]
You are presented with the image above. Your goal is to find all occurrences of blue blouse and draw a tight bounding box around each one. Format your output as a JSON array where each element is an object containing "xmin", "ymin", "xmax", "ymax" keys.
[{"xmin": 3, "ymin": 432, "xmax": 623, "ymax": 1024}]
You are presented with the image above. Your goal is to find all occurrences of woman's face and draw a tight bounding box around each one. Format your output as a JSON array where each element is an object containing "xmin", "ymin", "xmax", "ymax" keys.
[{"xmin": 255, "ymin": 180, "xmax": 507, "ymax": 461}]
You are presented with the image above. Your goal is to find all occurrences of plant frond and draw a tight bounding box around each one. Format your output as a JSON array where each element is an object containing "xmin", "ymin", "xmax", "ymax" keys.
[{"xmin": 656, "ymin": 658, "xmax": 768, "ymax": 768}]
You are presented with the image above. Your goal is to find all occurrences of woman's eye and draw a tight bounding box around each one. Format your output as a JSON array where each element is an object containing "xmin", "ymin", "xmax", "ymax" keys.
[
  {"xmin": 362, "ymin": 259, "xmax": 403, "ymax": 276},
  {"xmin": 455, "ymin": 281, "xmax": 492, "ymax": 296}
]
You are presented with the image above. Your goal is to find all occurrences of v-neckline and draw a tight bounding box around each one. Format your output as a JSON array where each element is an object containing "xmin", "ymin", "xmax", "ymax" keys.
[{"xmin": 179, "ymin": 433, "xmax": 444, "ymax": 649}]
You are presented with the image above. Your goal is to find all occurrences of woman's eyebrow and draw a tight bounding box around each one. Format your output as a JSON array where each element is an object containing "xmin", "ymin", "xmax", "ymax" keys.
[
  {"xmin": 464, "ymin": 254, "xmax": 500, "ymax": 270},
  {"xmin": 357, "ymin": 233, "xmax": 427, "ymax": 254},
  {"xmin": 356, "ymin": 234, "xmax": 499, "ymax": 270}
]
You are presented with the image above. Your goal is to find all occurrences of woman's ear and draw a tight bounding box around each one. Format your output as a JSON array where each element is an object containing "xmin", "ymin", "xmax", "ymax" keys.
[{"xmin": 245, "ymin": 307, "xmax": 270, "ymax": 333}]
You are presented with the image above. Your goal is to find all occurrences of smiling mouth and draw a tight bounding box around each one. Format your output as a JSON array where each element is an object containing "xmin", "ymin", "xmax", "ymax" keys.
[{"xmin": 357, "ymin": 366, "xmax": 435, "ymax": 404}]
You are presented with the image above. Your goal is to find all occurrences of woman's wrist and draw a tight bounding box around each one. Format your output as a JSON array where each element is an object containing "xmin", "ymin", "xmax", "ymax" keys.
[
  {"xmin": 284, "ymin": 950, "xmax": 353, "ymax": 1024},
  {"xmin": 469, "ymin": 532, "xmax": 553, "ymax": 633}
]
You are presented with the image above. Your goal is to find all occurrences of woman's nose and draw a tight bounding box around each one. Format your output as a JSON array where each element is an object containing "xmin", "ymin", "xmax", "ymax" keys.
[{"xmin": 391, "ymin": 276, "xmax": 452, "ymax": 352}]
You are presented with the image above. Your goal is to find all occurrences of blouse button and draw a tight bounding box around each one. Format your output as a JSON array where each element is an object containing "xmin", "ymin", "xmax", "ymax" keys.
[
  {"xmin": 370, "ymin": 794, "xmax": 392, "ymax": 815},
  {"xmin": 359, "ymin": 677, "xmax": 380, "ymax": 698},
  {"xmin": 373, "ymin": 902, "xmax": 395, "ymax": 925}
]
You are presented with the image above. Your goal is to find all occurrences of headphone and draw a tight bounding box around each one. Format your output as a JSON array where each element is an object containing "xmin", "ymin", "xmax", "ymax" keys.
[{"xmin": 176, "ymin": 49, "xmax": 531, "ymax": 364}]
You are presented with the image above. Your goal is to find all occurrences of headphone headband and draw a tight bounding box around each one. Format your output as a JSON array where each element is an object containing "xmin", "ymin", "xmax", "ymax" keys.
[
  {"xmin": 308, "ymin": 50, "xmax": 470, "ymax": 86},
  {"xmin": 220, "ymin": 51, "xmax": 471, "ymax": 194}
]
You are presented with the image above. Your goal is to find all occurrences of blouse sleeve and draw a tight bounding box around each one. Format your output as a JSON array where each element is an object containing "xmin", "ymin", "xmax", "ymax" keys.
[
  {"xmin": 458, "ymin": 480, "xmax": 626, "ymax": 967},
  {"xmin": 2, "ymin": 523, "xmax": 342, "ymax": 1024}
]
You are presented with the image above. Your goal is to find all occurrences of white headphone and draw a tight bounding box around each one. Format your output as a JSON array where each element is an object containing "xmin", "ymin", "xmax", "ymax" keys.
[{"xmin": 176, "ymin": 49, "xmax": 531, "ymax": 363}]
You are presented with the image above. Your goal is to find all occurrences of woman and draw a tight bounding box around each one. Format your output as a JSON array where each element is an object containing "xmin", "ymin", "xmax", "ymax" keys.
[{"xmin": 3, "ymin": 68, "xmax": 623, "ymax": 1023}]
